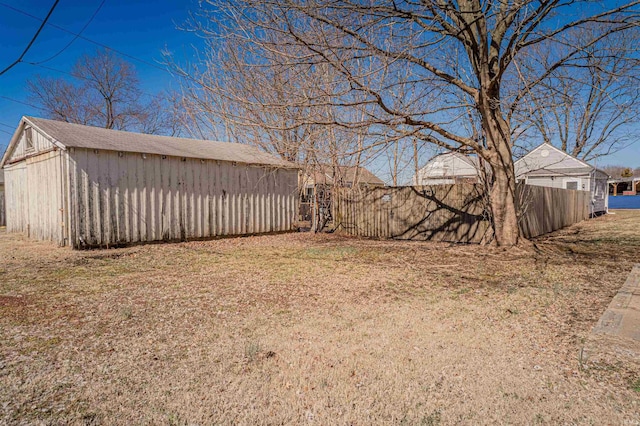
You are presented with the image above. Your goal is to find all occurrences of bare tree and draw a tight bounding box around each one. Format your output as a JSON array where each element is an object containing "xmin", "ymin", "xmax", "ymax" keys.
[
  {"xmin": 510, "ymin": 26, "xmax": 640, "ymax": 161},
  {"xmin": 185, "ymin": 1, "xmax": 640, "ymax": 246},
  {"xmin": 601, "ymin": 164, "xmax": 625, "ymax": 178},
  {"xmin": 28, "ymin": 50, "xmax": 184, "ymax": 135},
  {"xmin": 27, "ymin": 77, "xmax": 94, "ymax": 125},
  {"xmin": 173, "ymin": 29, "xmax": 373, "ymax": 167}
]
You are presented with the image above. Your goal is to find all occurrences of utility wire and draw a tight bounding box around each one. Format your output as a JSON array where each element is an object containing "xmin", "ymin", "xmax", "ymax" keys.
[
  {"xmin": 0, "ymin": 121, "xmax": 15, "ymax": 129},
  {"xmin": 32, "ymin": 0, "xmax": 107, "ymax": 65},
  {"xmin": 0, "ymin": 0, "xmax": 60, "ymax": 76},
  {"xmin": 0, "ymin": 129, "xmax": 12, "ymax": 136},
  {"xmin": 0, "ymin": 95, "xmax": 46, "ymax": 111},
  {"xmin": 0, "ymin": 2, "xmax": 170, "ymax": 74}
]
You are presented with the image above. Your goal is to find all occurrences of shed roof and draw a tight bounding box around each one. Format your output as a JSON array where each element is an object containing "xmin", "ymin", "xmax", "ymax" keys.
[
  {"xmin": 308, "ymin": 164, "xmax": 385, "ymax": 186},
  {"xmin": 1, "ymin": 116, "xmax": 297, "ymax": 168}
]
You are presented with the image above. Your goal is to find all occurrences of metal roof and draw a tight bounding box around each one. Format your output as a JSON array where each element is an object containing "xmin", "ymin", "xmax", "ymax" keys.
[{"xmin": 5, "ymin": 117, "xmax": 297, "ymax": 168}]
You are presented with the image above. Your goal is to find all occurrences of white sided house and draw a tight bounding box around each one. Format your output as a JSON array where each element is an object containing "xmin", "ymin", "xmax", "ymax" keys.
[
  {"xmin": 0, "ymin": 117, "xmax": 299, "ymax": 248},
  {"xmin": 413, "ymin": 152, "xmax": 482, "ymax": 185},
  {"xmin": 515, "ymin": 143, "xmax": 608, "ymax": 216}
]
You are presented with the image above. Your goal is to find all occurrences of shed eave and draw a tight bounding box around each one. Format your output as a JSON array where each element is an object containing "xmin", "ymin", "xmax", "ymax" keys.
[{"xmin": 66, "ymin": 146, "xmax": 301, "ymax": 170}]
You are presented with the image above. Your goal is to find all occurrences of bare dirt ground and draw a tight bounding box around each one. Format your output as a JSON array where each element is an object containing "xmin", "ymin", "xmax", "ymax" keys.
[{"xmin": 1, "ymin": 211, "xmax": 639, "ymax": 425}]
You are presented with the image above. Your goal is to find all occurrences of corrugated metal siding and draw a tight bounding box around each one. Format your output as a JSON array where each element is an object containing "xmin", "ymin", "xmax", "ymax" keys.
[
  {"xmin": 0, "ymin": 185, "xmax": 5, "ymax": 227},
  {"xmin": 67, "ymin": 149, "xmax": 299, "ymax": 248},
  {"xmin": 5, "ymin": 163, "xmax": 28, "ymax": 234},
  {"xmin": 4, "ymin": 151, "xmax": 65, "ymax": 243}
]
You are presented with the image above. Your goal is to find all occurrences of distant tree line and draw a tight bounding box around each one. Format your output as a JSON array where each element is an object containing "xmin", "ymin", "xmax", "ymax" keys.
[{"xmin": 602, "ymin": 165, "xmax": 640, "ymax": 178}]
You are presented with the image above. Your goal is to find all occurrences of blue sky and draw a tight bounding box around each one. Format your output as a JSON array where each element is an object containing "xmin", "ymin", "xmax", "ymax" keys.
[
  {"xmin": 0, "ymin": 0, "xmax": 198, "ymax": 147},
  {"xmin": 0, "ymin": 0, "xmax": 639, "ymax": 170}
]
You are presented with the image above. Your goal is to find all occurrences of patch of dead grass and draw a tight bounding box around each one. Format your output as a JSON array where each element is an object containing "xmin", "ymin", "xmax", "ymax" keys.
[{"xmin": 0, "ymin": 211, "xmax": 639, "ymax": 424}]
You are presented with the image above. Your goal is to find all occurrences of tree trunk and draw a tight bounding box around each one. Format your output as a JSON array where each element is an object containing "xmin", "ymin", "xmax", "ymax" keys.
[
  {"xmin": 490, "ymin": 161, "xmax": 520, "ymax": 246},
  {"xmin": 480, "ymin": 100, "xmax": 521, "ymax": 246}
]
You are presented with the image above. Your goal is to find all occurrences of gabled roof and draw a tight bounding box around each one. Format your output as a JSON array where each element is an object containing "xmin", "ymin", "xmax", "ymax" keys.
[
  {"xmin": 415, "ymin": 151, "xmax": 484, "ymax": 180},
  {"xmin": 307, "ymin": 164, "xmax": 385, "ymax": 186},
  {"xmin": 1, "ymin": 116, "xmax": 297, "ymax": 169},
  {"xmin": 514, "ymin": 142, "xmax": 605, "ymax": 178},
  {"xmin": 426, "ymin": 151, "xmax": 479, "ymax": 168}
]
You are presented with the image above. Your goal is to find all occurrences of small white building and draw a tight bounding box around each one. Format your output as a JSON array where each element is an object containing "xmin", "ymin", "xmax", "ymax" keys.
[
  {"xmin": 1, "ymin": 116, "xmax": 299, "ymax": 248},
  {"xmin": 515, "ymin": 143, "xmax": 609, "ymax": 215},
  {"xmin": 0, "ymin": 169, "xmax": 5, "ymax": 227},
  {"xmin": 413, "ymin": 152, "xmax": 482, "ymax": 185}
]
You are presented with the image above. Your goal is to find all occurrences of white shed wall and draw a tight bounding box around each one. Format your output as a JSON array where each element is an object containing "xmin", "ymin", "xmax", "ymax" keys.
[
  {"xmin": 0, "ymin": 184, "xmax": 5, "ymax": 227},
  {"xmin": 67, "ymin": 148, "xmax": 299, "ymax": 248},
  {"xmin": 4, "ymin": 163, "xmax": 27, "ymax": 233},
  {"xmin": 3, "ymin": 150, "xmax": 66, "ymax": 243},
  {"xmin": 7, "ymin": 125, "xmax": 54, "ymax": 163}
]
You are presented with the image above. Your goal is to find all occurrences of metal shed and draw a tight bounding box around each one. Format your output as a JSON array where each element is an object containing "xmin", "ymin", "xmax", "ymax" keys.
[
  {"xmin": 0, "ymin": 169, "xmax": 5, "ymax": 227},
  {"xmin": 0, "ymin": 117, "xmax": 299, "ymax": 248}
]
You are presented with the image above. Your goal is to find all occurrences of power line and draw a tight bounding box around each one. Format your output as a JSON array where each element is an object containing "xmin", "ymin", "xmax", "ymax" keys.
[
  {"xmin": 0, "ymin": 121, "xmax": 15, "ymax": 129},
  {"xmin": 0, "ymin": 2, "xmax": 170, "ymax": 75},
  {"xmin": 0, "ymin": 129, "xmax": 12, "ymax": 136},
  {"xmin": 0, "ymin": 95, "xmax": 46, "ymax": 111},
  {"xmin": 32, "ymin": 0, "xmax": 107, "ymax": 65},
  {"xmin": 0, "ymin": 0, "xmax": 60, "ymax": 77}
]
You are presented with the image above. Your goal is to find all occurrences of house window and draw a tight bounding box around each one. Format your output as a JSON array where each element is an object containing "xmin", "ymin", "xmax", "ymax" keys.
[
  {"xmin": 25, "ymin": 127, "xmax": 34, "ymax": 152},
  {"xmin": 565, "ymin": 181, "xmax": 578, "ymax": 190}
]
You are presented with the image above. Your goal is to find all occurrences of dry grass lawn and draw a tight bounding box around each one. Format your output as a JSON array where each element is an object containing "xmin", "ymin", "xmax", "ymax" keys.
[{"xmin": 1, "ymin": 211, "xmax": 640, "ymax": 425}]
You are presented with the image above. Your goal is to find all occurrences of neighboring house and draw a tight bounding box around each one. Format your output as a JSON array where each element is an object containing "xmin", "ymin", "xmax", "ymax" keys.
[
  {"xmin": 0, "ymin": 169, "xmax": 5, "ymax": 227},
  {"xmin": 608, "ymin": 177, "xmax": 640, "ymax": 196},
  {"xmin": 515, "ymin": 142, "xmax": 609, "ymax": 215},
  {"xmin": 413, "ymin": 152, "xmax": 483, "ymax": 185},
  {"xmin": 0, "ymin": 116, "xmax": 299, "ymax": 248}
]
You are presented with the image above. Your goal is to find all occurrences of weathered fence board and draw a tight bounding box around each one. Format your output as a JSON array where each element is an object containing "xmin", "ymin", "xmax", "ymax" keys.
[{"xmin": 335, "ymin": 183, "xmax": 590, "ymax": 243}]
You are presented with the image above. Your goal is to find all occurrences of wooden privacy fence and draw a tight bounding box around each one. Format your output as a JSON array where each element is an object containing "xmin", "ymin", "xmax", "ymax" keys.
[
  {"xmin": 517, "ymin": 184, "xmax": 590, "ymax": 238},
  {"xmin": 334, "ymin": 183, "xmax": 590, "ymax": 243}
]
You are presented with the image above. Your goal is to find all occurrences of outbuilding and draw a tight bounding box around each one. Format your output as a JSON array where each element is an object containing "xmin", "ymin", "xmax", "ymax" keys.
[
  {"xmin": 0, "ymin": 169, "xmax": 5, "ymax": 227},
  {"xmin": 0, "ymin": 117, "xmax": 299, "ymax": 248},
  {"xmin": 413, "ymin": 151, "xmax": 483, "ymax": 185},
  {"xmin": 515, "ymin": 142, "xmax": 609, "ymax": 216}
]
